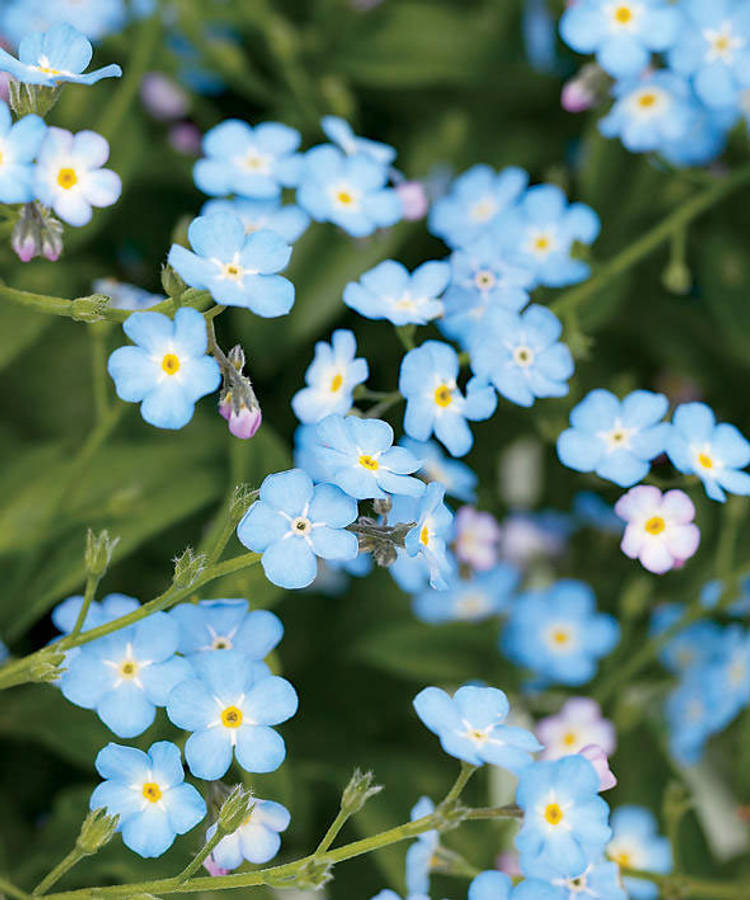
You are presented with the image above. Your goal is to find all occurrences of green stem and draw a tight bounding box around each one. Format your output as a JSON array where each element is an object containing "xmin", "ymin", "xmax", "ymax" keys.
[
  {"xmin": 0, "ymin": 875, "xmax": 30, "ymax": 900},
  {"xmin": 69, "ymin": 573, "xmax": 101, "ymax": 640},
  {"xmin": 365, "ymin": 391, "xmax": 404, "ymax": 419},
  {"xmin": 32, "ymin": 849, "xmax": 85, "ymax": 896},
  {"xmin": 550, "ymin": 163, "xmax": 750, "ymax": 318},
  {"xmin": 621, "ymin": 868, "xmax": 747, "ymax": 899},
  {"xmin": 175, "ymin": 828, "xmax": 225, "ymax": 884},
  {"xmin": 314, "ymin": 807, "xmax": 353, "ymax": 857},
  {"xmin": 441, "ymin": 761, "xmax": 478, "ymax": 806}
]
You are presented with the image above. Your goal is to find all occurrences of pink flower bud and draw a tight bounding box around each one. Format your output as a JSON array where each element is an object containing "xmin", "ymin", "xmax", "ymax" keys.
[
  {"xmin": 579, "ymin": 744, "xmax": 617, "ymax": 791},
  {"xmin": 496, "ymin": 850, "xmax": 522, "ymax": 877},
  {"xmin": 168, "ymin": 122, "xmax": 202, "ymax": 156},
  {"xmin": 12, "ymin": 232, "xmax": 36, "ymax": 263},
  {"xmin": 229, "ymin": 404, "xmax": 262, "ymax": 440},
  {"xmin": 202, "ymin": 856, "xmax": 230, "ymax": 877},
  {"xmin": 396, "ymin": 181, "xmax": 429, "ymax": 220},
  {"xmin": 140, "ymin": 72, "xmax": 190, "ymax": 121},
  {"xmin": 561, "ymin": 78, "xmax": 596, "ymax": 113}
]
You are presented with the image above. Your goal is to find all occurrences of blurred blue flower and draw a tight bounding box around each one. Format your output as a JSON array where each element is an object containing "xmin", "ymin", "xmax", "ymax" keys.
[
  {"xmin": 405, "ymin": 796, "xmax": 438, "ymax": 895},
  {"xmin": 1, "ymin": 0, "xmax": 127, "ymax": 45},
  {"xmin": 412, "ymin": 564, "xmax": 519, "ymax": 624},
  {"xmin": 343, "ymin": 259, "xmax": 450, "ymax": 326},
  {"xmin": 170, "ymin": 599, "xmax": 283, "ymax": 658},
  {"xmin": 321, "ymin": 115, "xmax": 397, "ymax": 166},
  {"xmin": 207, "ymin": 798, "xmax": 290, "ymax": 868},
  {"xmin": 470, "ymin": 871, "xmax": 515, "ymax": 900},
  {"xmin": 292, "ymin": 329, "xmax": 368, "ymax": 424},
  {"xmin": 607, "ymin": 806, "xmax": 673, "ymax": 900},
  {"xmin": 0, "ymin": 102, "xmax": 46, "ymax": 203},
  {"xmin": 202, "ymin": 197, "xmax": 310, "ymax": 244}
]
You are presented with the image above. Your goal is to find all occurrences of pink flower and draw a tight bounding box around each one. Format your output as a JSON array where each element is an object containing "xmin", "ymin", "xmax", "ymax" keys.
[
  {"xmin": 396, "ymin": 181, "xmax": 429, "ymax": 220},
  {"xmin": 219, "ymin": 394, "xmax": 262, "ymax": 440},
  {"xmin": 140, "ymin": 72, "xmax": 189, "ymax": 121},
  {"xmin": 579, "ymin": 744, "xmax": 617, "ymax": 791},
  {"xmin": 537, "ymin": 697, "xmax": 616, "ymax": 760},
  {"xmin": 202, "ymin": 856, "xmax": 230, "ymax": 877},
  {"xmin": 615, "ymin": 486, "xmax": 700, "ymax": 575},
  {"xmin": 454, "ymin": 506, "xmax": 501, "ymax": 571}
]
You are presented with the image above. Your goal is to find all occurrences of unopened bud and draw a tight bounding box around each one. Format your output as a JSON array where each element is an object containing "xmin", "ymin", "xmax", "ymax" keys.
[
  {"xmin": 12, "ymin": 201, "xmax": 63, "ymax": 263},
  {"xmin": 341, "ymin": 769, "xmax": 383, "ymax": 814},
  {"xmin": 372, "ymin": 497, "xmax": 392, "ymax": 518},
  {"xmin": 561, "ymin": 62, "xmax": 609, "ymax": 113},
  {"xmin": 160, "ymin": 264, "xmax": 187, "ymax": 299},
  {"xmin": 662, "ymin": 259, "xmax": 692, "ymax": 295},
  {"xmin": 217, "ymin": 785, "xmax": 254, "ymax": 833},
  {"xmin": 269, "ymin": 858, "xmax": 332, "ymax": 890},
  {"xmin": 172, "ymin": 547, "xmax": 207, "ymax": 588},
  {"xmin": 202, "ymin": 857, "xmax": 230, "ymax": 877},
  {"xmin": 85, "ymin": 529, "xmax": 119, "ymax": 578},
  {"xmin": 230, "ymin": 484, "xmax": 259, "ymax": 523},
  {"xmin": 395, "ymin": 180, "xmax": 429, "ymax": 220},
  {"xmin": 29, "ymin": 647, "xmax": 66, "ymax": 684},
  {"xmin": 71, "ymin": 294, "xmax": 110, "ymax": 323},
  {"xmin": 227, "ymin": 344, "xmax": 245, "ymax": 371},
  {"xmin": 77, "ymin": 808, "xmax": 120, "ymax": 855},
  {"xmin": 218, "ymin": 345, "xmax": 262, "ymax": 441}
]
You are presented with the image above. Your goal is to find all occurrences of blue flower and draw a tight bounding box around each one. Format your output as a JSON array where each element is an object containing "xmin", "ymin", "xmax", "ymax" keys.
[
  {"xmin": 33, "ymin": 126, "xmax": 121, "ymax": 227},
  {"xmin": 387, "ymin": 494, "xmax": 434, "ymax": 593},
  {"xmin": 60, "ymin": 611, "xmax": 192, "ymax": 738},
  {"xmin": 560, "ymin": 0, "xmax": 680, "ymax": 79},
  {"xmin": 400, "ymin": 341, "xmax": 496, "ymax": 457},
  {"xmin": 412, "ymin": 564, "xmax": 519, "ymax": 624},
  {"xmin": 201, "ymin": 197, "xmax": 310, "ymax": 244},
  {"xmin": 660, "ymin": 102, "xmax": 734, "ymax": 167},
  {"xmin": 167, "ymin": 213, "xmax": 294, "ymax": 316},
  {"xmin": 193, "ymin": 119, "xmax": 301, "ymax": 198},
  {"xmin": 440, "ymin": 236, "xmax": 533, "ymax": 349},
  {"xmin": 428, "ymin": 164, "xmax": 529, "ymax": 249},
  {"xmin": 0, "ymin": 102, "xmax": 46, "ymax": 204},
  {"xmin": 665, "ymin": 668, "xmax": 728, "ymax": 765},
  {"xmin": 321, "ymin": 115, "xmax": 397, "ymax": 166},
  {"xmin": 470, "ymin": 305, "xmax": 574, "ymax": 408},
  {"xmin": 413, "ymin": 683, "xmax": 542, "ymax": 771},
  {"xmin": 469, "ymin": 871, "xmax": 515, "ymax": 900},
  {"xmin": 404, "ymin": 482, "xmax": 454, "ymax": 590},
  {"xmin": 207, "ymin": 798, "xmax": 290, "ymax": 868},
  {"xmin": 705, "ymin": 626, "xmax": 750, "ymax": 726},
  {"xmin": 607, "ymin": 806, "xmax": 672, "ymax": 900},
  {"xmin": 292, "ymin": 329, "xmax": 369, "ymax": 424},
  {"xmin": 90, "ymin": 741, "xmax": 205, "ymax": 858},
  {"xmin": 599, "ymin": 72, "xmax": 696, "ymax": 153},
  {"xmin": 166, "ymin": 649, "xmax": 298, "ymax": 780},
  {"xmin": 516, "ymin": 863, "xmax": 625, "ymax": 899},
  {"xmin": 649, "ymin": 602, "xmax": 723, "ymax": 674},
  {"xmin": 1, "ymin": 1, "xmax": 127, "ymax": 45},
  {"xmin": 307, "ymin": 414, "xmax": 426, "ymax": 499},
  {"xmin": 0, "ymin": 23, "xmax": 121, "ymax": 86},
  {"xmin": 343, "ymin": 259, "xmax": 450, "ymax": 326},
  {"xmin": 515, "ymin": 756, "xmax": 611, "ymax": 878},
  {"xmin": 237, "ymin": 468, "xmax": 359, "ymax": 589},
  {"xmin": 108, "ymin": 308, "xmax": 221, "ymax": 430},
  {"xmin": 499, "ymin": 185, "xmax": 600, "ymax": 288},
  {"xmin": 572, "ymin": 491, "xmax": 624, "ymax": 534},
  {"xmin": 667, "ymin": 0, "xmax": 750, "ymax": 110},
  {"xmin": 557, "ymin": 389, "xmax": 670, "ymax": 487},
  {"xmin": 665, "ymin": 402, "xmax": 750, "ymax": 502},
  {"xmin": 294, "ymin": 145, "xmax": 402, "ymax": 237},
  {"xmin": 501, "ymin": 580, "xmax": 619, "ymax": 686},
  {"xmin": 170, "ymin": 599, "xmax": 283, "ymax": 658},
  {"xmin": 405, "ymin": 796, "xmax": 438, "ymax": 895},
  {"xmin": 401, "ymin": 437, "xmax": 478, "ymax": 502}
]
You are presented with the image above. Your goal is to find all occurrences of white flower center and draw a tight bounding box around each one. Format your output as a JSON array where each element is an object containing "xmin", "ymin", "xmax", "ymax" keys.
[
  {"xmin": 470, "ymin": 196, "xmax": 497, "ymax": 223},
  {"xmin": 628, "ymin": 87, "xmax": 669, "ymax": 117},
  {"xmin": 704, "ymin": 21, "xmax": 745, "ymax": 63},
  {"xmin": 513, "ymin": 345, "xmax": 535, "ymax": 367}
]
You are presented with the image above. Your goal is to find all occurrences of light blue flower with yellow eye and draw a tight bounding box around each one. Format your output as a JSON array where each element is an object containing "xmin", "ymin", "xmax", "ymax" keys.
[
  {"xmin": 404, "ymin": 482, "xmax": 454, "ymax": 590},
  {"xmin": 170, "ymin": 599, "xmax": 283, "ymax": 658},
  {"xmin": 294, "ymin": 145, "xmax": 402, "ymax": 237},
  {"xmin": 557, "ymin": 389, "xmax": 670, "ymax": 487},
  {"xmin": 292, "ymin": 329, "xmax": 368, "ymax": 424},
  {"xmin": 665, "ymin": 402, "xmax": 750, "ymax": 502},
  {"xmin": 413, "ymin": 564, "xmax": 519, "ymax": 625},
  {"xmin": 167, "ymin": 649, "xmax": 298, "ymax": 780},
  {"xmin": 237, "ymin": 468, "xmax": 359, "ymax": 590},
  {"xmin": 60, "ymin": 611, "xmax": 192, "ymax": 738},
  {"xmin": 108, "ymin": 307, "xmax": 221, "ymax": 430},
  {"xmin": 400, "ymin": 437, "xmax": 478, "ymax": 503},
  {"xmin": 168, "ymin": 212, "xmax": 294, "ymax": 316},
  {"xmin": 0, "ymin": 23, "xmax": 121, "ymax": 85},
  {"xmin": 428, "ymin": 164, "xmax": 529, "ymax": 249},
  {"xmin": 560, "ymin": 0, "xmax": 680, "ymax": 79},
  {"xmin": 201, "ymin": 196, "xmax": 309, "ymax": 244},
  {"xmin": 207, "ymin": 798, "xmax": 290, "ymax": 869},
  {"xmin": 193, "ymin": 119, "xmax": 301, "ymax": 198},
  {"xmin": 309, "ymin": 414, "xmax": 426, "ymax": 499},
  {"xmin": 470, "ymin": 304, "xmax": 574, "ymax": 408},
  {"xmin": 321, "ymin": 115, "xmax": 397, "ymax": 166},
  {"xmin": 400, "ymin": 341, "xmax": 496, "ymax": 458},
  {"xmin": 607, "ymin": 806, "xmax": 672, "ymax": 900},
  {"xmin": 414, "ymin": 683, "xmax": 542, "ymax": 771},
  {"xmin": 515, "ymin": 864, "xmax": 625, "ymax": 900},
  {"xmin": 91, "ymin": 741, "xmax": 205, "ymax": 859},
  {"xmin": 0, "ymin": 102, "xmax": 46, "ymax": 204},
  {"xmin": 498, "ymin": 184, "xmax": 600, "ymax": 288},
  {"xmin": 343, "ymin": 259, "xmax": 450, "ymax": 326}
]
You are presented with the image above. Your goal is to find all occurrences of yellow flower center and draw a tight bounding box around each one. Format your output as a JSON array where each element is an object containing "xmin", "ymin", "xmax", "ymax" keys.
[
  {"xmin": 359, "ymin": 454, "xmax": 379, "ymax": 471},
  {"xmin": 644, "ymin": 515, "xmax": 665, "ymax": 535},
  {"xmin": 420, "ymin": 525, "xmax": 430, "ymax": 546},
  {"xmin": 638, "ymin": 92, "xmax": 657, "ymax": 108},
  {"xmin": 697, "ymin": 452, "xmax": 713, "ymax": 469},
  {"xmin": 243, "ymin": 154, "xmax": 266, "ymax": 171},
  {"xmin": 533, "ymin": 235, "xmax": 550, "ymax": 252},
  {"xmin": 221, "ymin": 705, "xmax": 243, "ymax": 728},
  {"xmin": 330, "ymin": 373, "xmax": 343, "ymax": 392},
  {"xmin": 212, "ymin": 636, "xmax": 232, "ymax": 650},
  {"xmin": 562, "ymin": 731, "xmax": 577, "ymax": 747},
  {"xmin": 614, "ymin": 5, "xmax": 632, "ymax": 24},
  {"xmin": 161, "ymin": 353, "xmax": 180, "ymax": 375},
  {"xmin": 336, "ymin": 189, "xmax": 354, "ymax": 206},
  {"xmin": 544, "ymin": 803, "xmax": 564, "ymax": 825},
  {"xmin": 551, "ymin": 628, "xmax": 570, "ymax": 646},
  {"xmin": 0, "ymin": 151, "xmax": 3, "ymax": 166},
  {"xmin": 222, "ymin": 262, "xmax": 244, "ymax": 281},
  {"xmin": 57, "ymin": 167, "xmax": 78, "ymax": 189},
  {"xmin": 142, "ymin": 782, "xmax": 162, "ymax": 803},
  {"xmin": 612, "ymin": 850, "xmax": 632, "ymax": 868},
  {"xmin": 119, "ymin": 660, "xmax": 138, "ymax": 679},
  {"xmin": 38, "ymin": 66, "xmax": 61, "ymax": 75},
  {"xmin": 434, "ymin": 385, "xmax": 453, "ymax": 407}
]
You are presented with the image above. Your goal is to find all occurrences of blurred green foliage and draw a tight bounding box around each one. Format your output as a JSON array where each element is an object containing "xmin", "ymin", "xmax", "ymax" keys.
[{"xmin": 0, "ymin": 0, "xmax": 749, "ymax": 896}]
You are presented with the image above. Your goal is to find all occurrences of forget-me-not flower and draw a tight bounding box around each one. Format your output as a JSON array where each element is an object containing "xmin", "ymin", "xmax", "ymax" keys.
[
  {"xmin": 453, "ymin": 505, "xmax": 501, "ymax": 571},
  {"xmin": 343, "ymin": 259, "xmax": 451, "ymax": 326},
  {"xmin": 404, "ymin": 482, "xmax": 454, "ymax": 590},
  {"xmin": 207, "ymin": 798, "xmax": 290, "ymax": 868},
  {"xmin": 470, "ymin": 305, "xmax": 574, "ymax": 408},
  {"xmin": 309, "ymin": 414, "xmax": 425, "ymax": 499},
  {"xmin": 0, "ymin": 23, "xmax": 122, "ymax": 86},
  {"xmin": 405, "ymin": 796, "xmax": 439, "ymax": 896},
  {"xmin": 237, "ymin": 468, "xmax": 359, "ymax": 589},
  {"xmin": 560, "ymin": 0, "xmax": 680, "ymax": 79},
  {"xmin": 170, "ymin": 599, "xmax": 283, "ymax": 658},
  {"xmin": 108, "ymin": 307, "xmax": 221, "ymax": 430},
  {"xmin": 291, "ymin": 329, "xmax": 368, "ymax": 424},
  {"xmin": 607, "ymin": 806, "xmax": 673, "ymax": 900},
  {"xmin": 0, "ymin": 102, "xmax": 46, "ymax": 204},
  {"xmin": 557, "ymin": 389, "xmax": 670, "ymax": 487},
  {"xmin": 413, "ymin": 683, "xmax": 542, "ymax": 771},
  {"xmin": 33, "ymin": 127, "xmax": 121, "ymax": 226},
  {"xmin": 536, "ymin": 697, "xmax": 616, "ymax": 761},
  {"xmin": 202, "ymin": 197, "xmax": 310, "ymax": 244},
  {"xmin": 321, "ymin": 115, "xmax": 397, "ymax": 166},
  {"xmin": 168, "ymin": 212, "xmax": 294, "ymax": 316},
  {"xmin": 412, "ymin": 564, "xmax": 519, "ymax": 624},
  {"xmin": 90, "ymin": 741, "xmax": 206, "ymax": 858},
  {"xmin": 193, "ymin": 119, "xmax": 301, "ymax": 198},
  {"xmin": 167, "ymin": 649, "xmax": 298, "ymax": 780},
  {"xmin": 428, "ymin": 164, "xmax": 529, "ymax": 249},
  {"xmin": 61, "ymin": 611, "xmax": 191, "ymax": 738},
  {"xmin": 399, "ymin": 341, "xmax": 496, "ymax": 457},
  {"xmin": 665, "ymin": 402, "xmax": 750, "ymax": 502}
]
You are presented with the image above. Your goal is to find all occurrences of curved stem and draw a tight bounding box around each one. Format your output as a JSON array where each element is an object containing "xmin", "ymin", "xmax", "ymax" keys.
[
  {"xmin": 621, "ymin": 868, "xmax": 747, "ymax": 899},
  {"xmin": 32, "ymin": 849, "xmax": 85, "ymax": 897}
]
